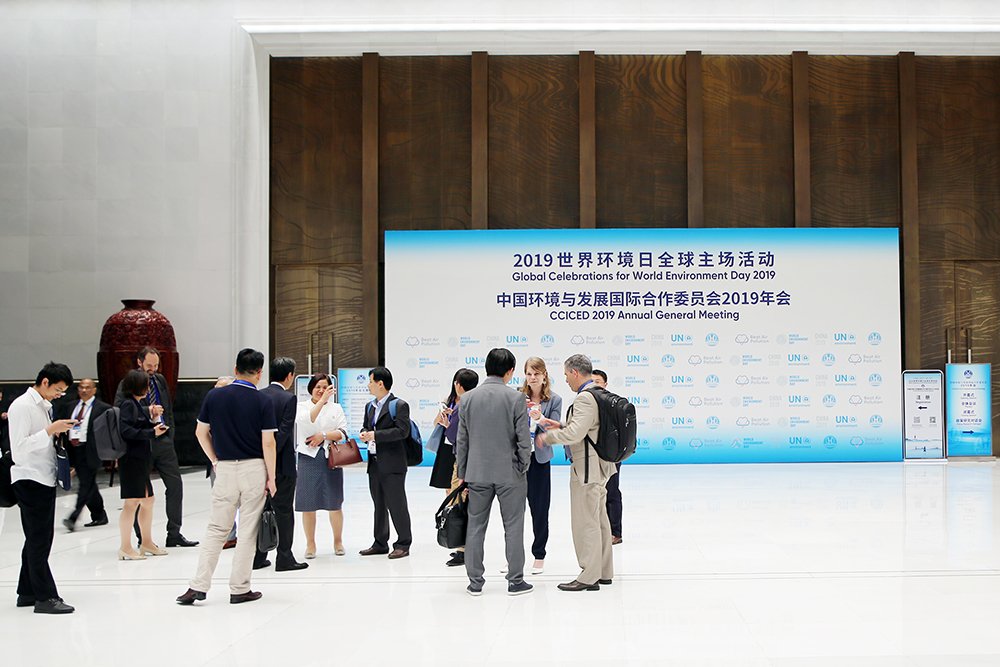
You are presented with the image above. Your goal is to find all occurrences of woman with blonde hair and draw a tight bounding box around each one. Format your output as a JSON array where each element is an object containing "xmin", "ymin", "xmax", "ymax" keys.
[{"xmin": 519, "ymin": 356, "xmax": 562, "ymax": 575}]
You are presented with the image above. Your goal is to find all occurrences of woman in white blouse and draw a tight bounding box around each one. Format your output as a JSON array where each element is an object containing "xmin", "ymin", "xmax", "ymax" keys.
[{"xmin": 294, "ymin": 373, "xmax": 349, "ymax": 559}]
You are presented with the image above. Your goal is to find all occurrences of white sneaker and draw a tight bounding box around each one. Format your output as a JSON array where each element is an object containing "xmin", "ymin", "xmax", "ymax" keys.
[
  {"xmin": 499, "ymin": 567, "xmax": 508, "ymax": 574},
  {"xmin": 531, "ymin": 560, "xmax": 544, "ymax": 575}
]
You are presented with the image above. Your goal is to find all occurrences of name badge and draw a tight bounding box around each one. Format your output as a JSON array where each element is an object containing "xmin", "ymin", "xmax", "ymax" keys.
[{"xmin": 69, "ymin": 424, "xmax": 83, "ymax": 441}]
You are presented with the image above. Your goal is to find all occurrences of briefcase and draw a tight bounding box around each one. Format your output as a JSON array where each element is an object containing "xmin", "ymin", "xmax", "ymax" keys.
[
  {"xmin": 327, "ymin": 438, "xmax": 363, "ymax": 469},
  {"xmin": 435, "ymin": 483, "xmax": 468, "ymax": 549},
  {"xmin": 56, "ymin": 444, "xmax": 72, "ymax": 491},
  {"xmin": 257, "ymin": 494, "xmax": 278, "ymax": 553}
]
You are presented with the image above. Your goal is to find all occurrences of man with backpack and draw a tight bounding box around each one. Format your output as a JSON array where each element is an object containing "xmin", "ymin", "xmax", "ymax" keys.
[
  {"xmin": 358, "ymin": 366, "xmax": 414, "ymax": 560},
  {"xmin": 538, "ymin": 354, "xmax": 618, "ymax": 592}
]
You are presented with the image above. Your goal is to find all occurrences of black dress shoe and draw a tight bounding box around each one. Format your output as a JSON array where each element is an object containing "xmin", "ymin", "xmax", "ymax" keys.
[
  {"xmin": 230, "ymin": 591, "xmax": 262, "ymax": 604},
  {"xmin": 62, "ymin": 518, "xmax": 76, "ymax": 533},
  {"xmin": 84, "ymin": 515, "xmax": 109, "ymax": 527},
  {"xmin": 252, "ymin": 559, "xmax": 271, "ymax": 570},
  {"xmin": 359, "ymin": 546, "xmax": 389, "ymax": 556},
  {"xmin": 557, "ymin": 580, "xmax": 600, "ymax": 592},
  {"xmin": 166, "ymin": 535, "xmax": 199, "ymax": 548},
  {"xmin": 599, "ymin": 579, "xmax": 613, "ymax": 585},
  {"xmin": 275, "ymin": 561, "xmax": 308, "ymax": 572},
  {"xmin": 445, "ymin": 553, "xmax": 465, "ymax": 567},
  {"xmin": 176, "ymin": 589, "xmax": 207, "ymax": 605},
  {"xmin": 16, "ymin": 595, "xmax": 35, "ymax": 608},
  {"xmin": 34, "ymin": 598, "xmax": 74, "ymax": 614}
]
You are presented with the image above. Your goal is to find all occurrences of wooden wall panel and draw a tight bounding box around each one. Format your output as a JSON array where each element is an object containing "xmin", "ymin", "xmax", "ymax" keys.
[
  {"xmin": 379, "ymin": 56, "xmax": 472, "ymax": 238},
  {"xmin": 916, "ymin": 57, "xmax": 1000, "ymax": 261},
  {"xmin": 918, "ymin": 261, "xmax": 955, "ymax": 369},
  {"xmin": 809, "ymin": 56, "xmax": 900, "ymax": 228},
  {"xmin": 273, "ymin": 265, "xmax": 365, "ymax": 370},
  {"xmin": 270, "ymin": 58, "xmax": 363, "ymax": 264},
  {"xmin": 702, "ymin": 56, "xmax": 793, "ymax": 228},
  {"xmin": 595, "ymin": 55, "xmax": 686, "ymax": 228},
  {"xmin": 488, "ymin": 56, "xmax": 579, "ymax": 229}
]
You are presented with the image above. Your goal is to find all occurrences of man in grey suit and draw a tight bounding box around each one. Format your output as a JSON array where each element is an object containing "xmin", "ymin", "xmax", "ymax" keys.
[{"xmin": 456, "ymin": 348, "xmax": 533, "ymax": 597}]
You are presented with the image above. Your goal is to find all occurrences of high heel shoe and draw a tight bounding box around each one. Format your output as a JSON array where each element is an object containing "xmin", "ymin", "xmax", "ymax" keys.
[
  {"xmin": 118, "ymin": 549, "xmax": 146, "ymax": 561},
  {"xmin": 334, "ymin": 545, "xmax": 346, "ymax": 556},
  {"xmin": 139, "ymin": 543, "xmax": 168, "ymax": 557},
  {"xmin": 304, "ymin": 548, "xmax": 316, "ymax": 560}
]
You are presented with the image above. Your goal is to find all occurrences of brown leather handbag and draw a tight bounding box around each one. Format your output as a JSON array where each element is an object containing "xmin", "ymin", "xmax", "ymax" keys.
[{"xmin": 327, "ymin": 438, "xmax": 363, "ymax": 469}]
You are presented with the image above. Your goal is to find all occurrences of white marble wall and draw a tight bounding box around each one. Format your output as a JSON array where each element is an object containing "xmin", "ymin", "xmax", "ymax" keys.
[{"xmin": 1, "ymin": 0, "xmax": 999, "ymax": 379}]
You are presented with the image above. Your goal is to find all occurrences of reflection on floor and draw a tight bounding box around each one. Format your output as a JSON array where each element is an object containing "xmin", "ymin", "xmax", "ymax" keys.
[{"xmin": 2, "ymin": 462, "xmax": 1000, "ymax": 666}]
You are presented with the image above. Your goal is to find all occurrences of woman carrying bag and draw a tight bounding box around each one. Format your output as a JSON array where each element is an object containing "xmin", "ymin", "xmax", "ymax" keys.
[
  {"xmin": 294, "ymin": 374, "xmax": 349, "ymax": 559},
  {"xmin": 429, "ymin": 368, "xmax": 479, "ymax": 567}
]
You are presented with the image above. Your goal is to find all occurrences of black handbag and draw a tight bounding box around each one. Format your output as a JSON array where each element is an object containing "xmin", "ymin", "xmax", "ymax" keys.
[
  {"xmin": 257, "ymin": 494, "xmax": 278, "ymax": 553},
  {"xmin": 435, "ymin": 483, "xmax": 468, "ymax": 549},
  {"xmin": 0, "ymin": 448, "xmax": 16, "ymax": 508}
]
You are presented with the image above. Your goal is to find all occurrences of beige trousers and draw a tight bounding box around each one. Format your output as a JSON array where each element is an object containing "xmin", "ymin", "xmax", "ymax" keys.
[
  {"xmin": 569, "ymin": 468, "xmax": 614, "ymax": 585},
  {"xmin": 190, "ymin": 460, "xmax": 267, "ymax": 594}
]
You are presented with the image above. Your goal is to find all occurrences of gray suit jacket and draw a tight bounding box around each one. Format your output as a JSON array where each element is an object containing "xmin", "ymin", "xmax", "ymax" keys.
[
  {"xmin": 530, "ymin": 393, "xmax": 563, "ymax": 464},
  {"xmin": 456, "ymin": 376, "xmax": 531, "ymax": 485}
]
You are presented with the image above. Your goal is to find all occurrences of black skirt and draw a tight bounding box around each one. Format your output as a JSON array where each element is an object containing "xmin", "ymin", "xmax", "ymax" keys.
[
  {"xmin": 119, "ymin": 450, "xmax": 153, "ymax": 499},
  {"xmin": 429, "ymin": 442, "xmax": 456, "ymax": 489}
]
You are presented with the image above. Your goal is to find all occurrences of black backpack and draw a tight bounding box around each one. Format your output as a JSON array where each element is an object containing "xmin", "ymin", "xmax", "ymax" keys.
[
  {"xmin": 582, "ymin": 386, "xmax": 637, "ymax": 482},
  {"xmin": 92, "ymin": 407, "xmax": 128, "ymax": 460}
]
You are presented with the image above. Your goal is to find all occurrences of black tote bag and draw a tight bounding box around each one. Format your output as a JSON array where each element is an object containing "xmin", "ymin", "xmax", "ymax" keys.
[
  {"xmin": 257, "ymin": 494, "xmax": 278, "ymax": 553},
  {"xmin": 434, "ymin": 483, "xmax": 468, "ymax": 549}
]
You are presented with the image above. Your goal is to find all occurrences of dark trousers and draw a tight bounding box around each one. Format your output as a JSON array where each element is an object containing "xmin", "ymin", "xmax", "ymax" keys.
[
  {"xmin": 13, "ymin": 480, "xmax": 59, "ymax": 602},
  {"xmin": 526, "ymin": 454, "xmax": 551, "ymax": 560},
  {"xmin": 255, "ymin": 472, "xmax": 297, "ymax": 566},
  {"xmin": 367, "ymin": 455, "xmax": 412, "ymax": 551},
  {"xmin": 605, "ymin": 462, "xmax": 623, "ymax": 538},
  {"xmin": 67, "ymin": 446, "xmax": 105, "ymax": 523},
  {"xmin": 134, "ymin": 440, "xmax": 183, "ymax": 540}
]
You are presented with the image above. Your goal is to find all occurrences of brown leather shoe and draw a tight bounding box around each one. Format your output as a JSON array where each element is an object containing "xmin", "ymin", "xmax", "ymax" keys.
[
  {"xmin": 557, "ymin": 580, "xmax": 600, "ymax": 592},
  {"xmin": 176, "ymin": 589, "xmax": 206, "ymax": 605},
  {"xmin": 387, "ymin": 549, "xmax": 410, "ymax": 560},
  {"xmin": 611, "ymin": 536, "xmax": 623, "ymax": 545},
  {"xmin": 230, "ymin": 591, "xmax": 262, "ymax": 604},
  {"xmin": 359, "ymin": 546, "xmax": 390, "ymax": 556},
  {"xmin": 222, "ymin": 539, "xmax": 237, "ymax": 550}
]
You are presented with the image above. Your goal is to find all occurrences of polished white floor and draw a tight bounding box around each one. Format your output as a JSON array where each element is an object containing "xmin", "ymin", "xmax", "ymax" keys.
[{"xmin": 2, "ymin": 462, "xmax": 1000, "ymax": 665}]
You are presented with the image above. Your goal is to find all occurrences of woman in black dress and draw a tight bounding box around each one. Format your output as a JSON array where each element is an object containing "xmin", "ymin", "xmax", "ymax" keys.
[{"xmin": 117, "ymin": 370, "xmax": 168, "ymax": 561}]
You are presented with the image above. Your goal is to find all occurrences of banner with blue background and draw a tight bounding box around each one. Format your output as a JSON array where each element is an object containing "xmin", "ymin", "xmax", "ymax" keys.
[{"xmin": 385, "ymin": 228, "xmax": 903, "ymax": 464}]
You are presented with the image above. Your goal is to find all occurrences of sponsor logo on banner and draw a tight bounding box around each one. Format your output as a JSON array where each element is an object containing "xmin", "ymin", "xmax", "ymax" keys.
[
  {"xmin": 571, "ymin": 335, "xmax": 585, "ymax": 346},
  {"xmin": 869, "ymin": 373, "xmax": 883, "ymax": 387},
  {"xmin": 824, "ymin": 436, "xmax": 837, "ymax": 449},
  {"xmin": 405, "ymin": 337, "xmax": 420, "ymax": 347},
  {"xmin": 540, "ymin": 334, "xmax": 555, "ymax": 348},
  {"xmin": 787, "ymin": 353, "xmax": 810, "ymax": 366},
  {"xmin": 705, "ymin": 374, "xmax": 720, "ymax": 388},
  {"xmin": 706, "ymin": 416, "xmax": 720, "ymax": 429},
  {"xmin": 834, "ymin": 374, "xmax": 856, "ymax": 386},
  {"xmin": 832, "ymin": 332, "xmax": 856, "ymax": 344},
  {"xmin": 822, "ymin": 353, "xmax": 836, "ymax": 366},
  {"xmin": 705, "ymin": 333, "xmax": 720, "ymax": 347},
  {"xmin": 670, "ymin": 334, "xmax": 693, "ymax": 346},
  {"xmin": 662, "ymin": 437, "xmax": 677, "ymax": 450},
  {"xmin": 822, "ymin": 394, "xmax": 837, "ymax": 407},
  {"xmin": 506, "ymin": 335, "xmax": 528, "ymax": 346},
  {"xmin": 629, "ymin": 396, "xmax": 650, "ymax": 408},
  {"xmin": 661, "ymin": 395, "xmax": 677, "ymax": 409},
  {"xmin": 661, "ymin": 354, "xmax": 676, "ymax": 368},
  {"xmin": 788, "ymin": 394, "xmax": 811, "ymax": 406},
  {"xmin": 870, "ymin": 415, "xmax": 883, "ymax": 428},
  {"xmin": 788, "ymin": 436, "xmax": 811, "ymax": 447},
  {"xmin": 626, "ymin": 354, "xmax": 650, "ymax": 367},
  {"xmin": 868, "ymin": 332, "xmax": 882, "ymax": 345},
  {"xmin": 688, "ymin": 355, "xmax": 703, "ymax": 365},
  {"xmin": 671, "ymin": 375, "xmax": 695, "ymax": 387}
]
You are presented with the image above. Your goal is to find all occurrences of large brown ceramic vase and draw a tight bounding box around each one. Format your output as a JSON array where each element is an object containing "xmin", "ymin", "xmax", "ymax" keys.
[{"xmin": 97, "ymin": 299, "xmax": 179, "ymax": 404}]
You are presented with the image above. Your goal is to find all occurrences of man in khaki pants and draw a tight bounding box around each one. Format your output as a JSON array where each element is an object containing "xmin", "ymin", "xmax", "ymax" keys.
[
  {"xmin": 539, "ymin": 354, "xmax": 617, "ymax": 591},
  {"xmin": 176, "ymin": 349, "xmax": 278, "ymax": 605}
]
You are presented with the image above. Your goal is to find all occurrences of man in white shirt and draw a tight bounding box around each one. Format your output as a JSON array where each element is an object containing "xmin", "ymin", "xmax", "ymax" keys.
[{"xmin": 8, "ymin": 362, "xmax": 78, "ymax": 614}]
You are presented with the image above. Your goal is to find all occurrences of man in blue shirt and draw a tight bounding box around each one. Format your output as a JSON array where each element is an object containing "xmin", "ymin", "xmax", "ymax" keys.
[{"xmin": 176, "ymin": 349, "xmax": 277, "ymax": 606}]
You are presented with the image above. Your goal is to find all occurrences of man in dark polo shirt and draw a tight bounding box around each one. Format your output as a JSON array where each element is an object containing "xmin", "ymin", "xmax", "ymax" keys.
[{"xmin": 176, "ymin": 348, "xmax": 278, "ymax": 606}]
